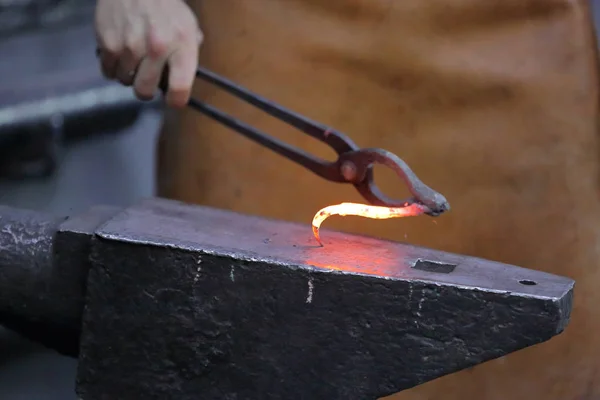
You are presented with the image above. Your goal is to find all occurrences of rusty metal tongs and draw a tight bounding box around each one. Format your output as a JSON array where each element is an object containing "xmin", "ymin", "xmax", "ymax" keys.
[{"xmin": 178, "ymin": 67, "xmax": 450, "ymax": 216}]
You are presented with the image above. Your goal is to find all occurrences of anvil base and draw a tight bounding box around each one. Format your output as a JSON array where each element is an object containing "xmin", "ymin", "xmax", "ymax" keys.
[{"xmin": 0, "ymin": 198, "xmax": 573, "ymax": 399}]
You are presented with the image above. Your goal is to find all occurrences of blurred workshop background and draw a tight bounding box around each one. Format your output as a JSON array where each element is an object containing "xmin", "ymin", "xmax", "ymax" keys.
[{"xmin": 0, "ymin": 1, "xmax": 600, "ymax": 399}]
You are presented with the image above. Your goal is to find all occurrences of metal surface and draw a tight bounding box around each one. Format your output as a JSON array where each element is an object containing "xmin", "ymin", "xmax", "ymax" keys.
[
  {"xmin": 177, "ymin": 67, "xmax": 450, "ymax": 213},
  {"xmin": 0, "ymin": 198, "xmax": 574, "ymax": 399},
  {"xmin": 0, "ymin": 205, "xmax": 119, "ymax": 356},
  {"xmin": 0, "ymin": 198, "xmax": 575, "ymax": 398}
]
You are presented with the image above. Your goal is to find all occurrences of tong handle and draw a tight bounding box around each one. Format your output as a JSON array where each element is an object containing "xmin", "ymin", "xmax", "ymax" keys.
[{"xmin": 160, "ymin": 66, "xmax": 350, "ymax": 182}]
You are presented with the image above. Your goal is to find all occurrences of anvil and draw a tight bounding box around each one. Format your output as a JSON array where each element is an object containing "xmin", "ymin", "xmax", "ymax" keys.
[{"xmin": 0, "ymin": 198, "xmax": 573, "ymax": 399}]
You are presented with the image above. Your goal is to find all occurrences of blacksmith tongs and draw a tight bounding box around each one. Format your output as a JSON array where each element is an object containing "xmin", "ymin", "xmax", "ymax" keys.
[{"xmin": 168, "ymin": 67, "xmax": 450, "ymax": 216}]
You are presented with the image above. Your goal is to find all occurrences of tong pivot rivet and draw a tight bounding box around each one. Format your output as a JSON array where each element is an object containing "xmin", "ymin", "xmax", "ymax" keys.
[{"xmin": 340, "ymin": 160, "xmax": 358, "ymax": 182}]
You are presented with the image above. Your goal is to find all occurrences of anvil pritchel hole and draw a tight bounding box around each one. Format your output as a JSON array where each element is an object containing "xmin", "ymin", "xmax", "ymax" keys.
[
  {"xmin": 519, "ymin": 279, "xmax": 537, "ymax": 286},
  {"xmin": 411, "ymin": 259, "xmax": 457, "ymax": 274}
]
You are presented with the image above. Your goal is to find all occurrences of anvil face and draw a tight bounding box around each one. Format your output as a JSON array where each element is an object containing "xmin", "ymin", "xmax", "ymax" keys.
[{"xmin": 74, "ymin": 198, "xmax": 573, "ymax": 400}]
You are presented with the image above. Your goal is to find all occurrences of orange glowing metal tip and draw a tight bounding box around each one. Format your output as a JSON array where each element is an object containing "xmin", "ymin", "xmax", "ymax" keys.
[{"xmin": 312, "ymin": 202, "xmax": 429, "ymax": 246}]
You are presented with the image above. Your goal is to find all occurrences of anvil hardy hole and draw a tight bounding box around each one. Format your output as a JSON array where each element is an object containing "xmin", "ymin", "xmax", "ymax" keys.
[
  {"xmin": 519, "ymin": 279, "xmax": 537, "ymax": 286},
  {"xmin": 412, "ymin": 259, "xmax": 456, "ymax": 274}
]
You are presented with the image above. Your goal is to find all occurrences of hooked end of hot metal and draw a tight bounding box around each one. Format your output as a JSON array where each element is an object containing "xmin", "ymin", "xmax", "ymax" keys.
[{"xmin": 312, "ymin": 225, "xmax": 323, "ymax": 246}]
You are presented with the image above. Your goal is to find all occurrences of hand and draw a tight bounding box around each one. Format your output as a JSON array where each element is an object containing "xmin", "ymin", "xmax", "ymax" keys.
[{"xmin": 94, "ymin": 0, "xmax": 202, "ymax": 108}]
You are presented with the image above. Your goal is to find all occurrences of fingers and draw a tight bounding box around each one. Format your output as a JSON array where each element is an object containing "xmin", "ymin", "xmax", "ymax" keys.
[
  {"xmin": 96, "ymin": 30, "xmax": 121, "ymax": 80},
  {"xmin": 94, "ymin": 0, "xmax": 202, "ymax": 107},
  {"xmin": 164, "ymin": 35, "xmax": 200, "ymax": 108},
  {"xmin": 132, "ymin": 27, "xmax": 171, "ymax": 101},
  {"xmin": 115, "ymin": 51, "xmax": 142, "ymax": 87},
  {"xmin": 97, "ymin": 33, "xmax": 146, "ymax": 85},
  {"xmin": 133, "ymin": 54, "xmax": 169, "ymax": 101},
  {"xmin": 115, "ymin": 25, "xmax": 147, "ymax": 86},
  {"xmin": 133, "ymin": 28, "xmax": 201, "ymax": 107}
]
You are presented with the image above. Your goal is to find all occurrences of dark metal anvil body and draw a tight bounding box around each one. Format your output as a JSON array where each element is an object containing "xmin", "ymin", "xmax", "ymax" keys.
[{"xmin": 0, "ymin": 198, "xmax": 574, "ymax": 399}]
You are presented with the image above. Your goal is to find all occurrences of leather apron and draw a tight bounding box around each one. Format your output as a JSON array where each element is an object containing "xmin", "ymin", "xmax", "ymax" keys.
[{"xmin": 157, "ymin": 0, "xmax": 600, "ymax": 398}]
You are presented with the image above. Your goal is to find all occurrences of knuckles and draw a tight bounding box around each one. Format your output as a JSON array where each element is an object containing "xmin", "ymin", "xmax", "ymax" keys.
[
  {"xmin": 123, "ymin": 33, "xmax": 145, "ymax": 58},
  {"xmin": 147, "ymin": 34, "xmax": 169, "ymax": 59},
  {"xmin": 173, "ymin": 24, "xmax": 196, "ymax": 43},
  {"xmin": 99, "ymin": 33, "xmax": 123, "ymax": 56},
  {"xmin": 146, "ymin": 25, "xmax": 197, "ymax": 59},
  {"xmin": 99, "ymin": 13, "xmax": 199, "ymax": 59}
]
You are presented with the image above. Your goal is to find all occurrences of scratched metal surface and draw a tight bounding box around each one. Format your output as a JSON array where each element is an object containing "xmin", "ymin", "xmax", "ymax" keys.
[
  {"xmin": 103, "ymin": 198, "xmax": 571, "ymax": 298},
  {"xmin": 75, "ymin": 198, "xmax": 572, "ymax": 399}
]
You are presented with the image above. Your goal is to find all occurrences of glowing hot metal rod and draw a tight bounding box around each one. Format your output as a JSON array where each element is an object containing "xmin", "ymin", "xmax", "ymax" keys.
[{"xmin": 312, "ymin": 202, "xmax": 429, "ymax": 245}]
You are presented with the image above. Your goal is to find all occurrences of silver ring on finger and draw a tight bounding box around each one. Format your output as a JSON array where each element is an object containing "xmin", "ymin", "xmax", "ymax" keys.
[{"xmin": 116, "ymin": 61, "xmax": 139, "ymax": 86}]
